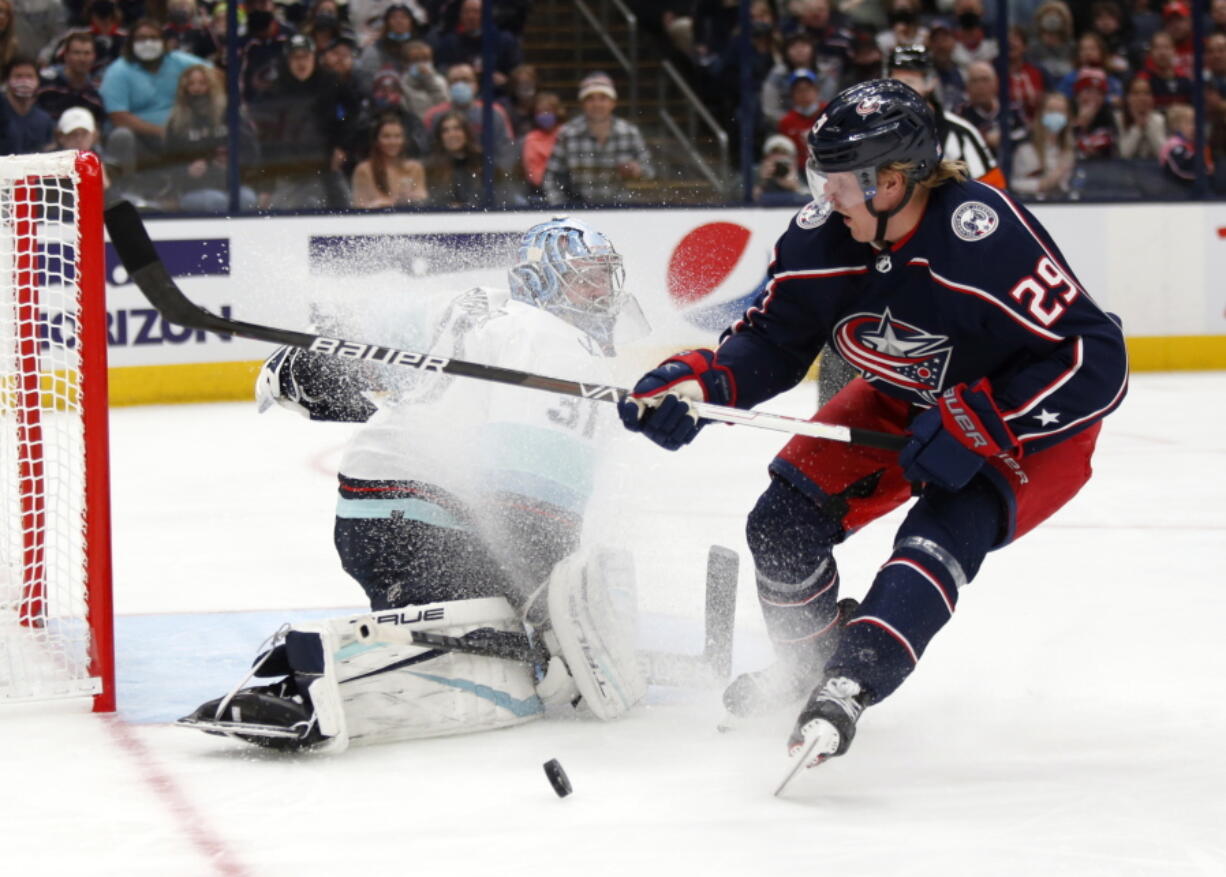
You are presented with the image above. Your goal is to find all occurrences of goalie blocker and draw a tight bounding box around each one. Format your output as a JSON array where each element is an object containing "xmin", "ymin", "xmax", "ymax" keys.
[{"xmin": 180, "ymin": 546, "xmax": 737, "ymax": 751}]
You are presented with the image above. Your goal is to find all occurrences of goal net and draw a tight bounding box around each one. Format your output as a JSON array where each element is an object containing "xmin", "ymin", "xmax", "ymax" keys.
[{"xmin": 0, "ymin": 150, "xmax": 114, "ymax": 712}]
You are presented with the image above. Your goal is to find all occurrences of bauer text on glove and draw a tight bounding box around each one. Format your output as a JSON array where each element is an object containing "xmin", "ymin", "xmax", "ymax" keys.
[{"xmin": 898, "ymin": 379, "xmax": 1020, "ymax": 491}]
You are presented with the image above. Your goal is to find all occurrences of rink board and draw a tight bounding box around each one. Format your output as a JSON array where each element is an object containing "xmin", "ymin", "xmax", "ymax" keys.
[{"xmin": 94, "ymin": 204, "xmax": 1226, "ymax": 404}]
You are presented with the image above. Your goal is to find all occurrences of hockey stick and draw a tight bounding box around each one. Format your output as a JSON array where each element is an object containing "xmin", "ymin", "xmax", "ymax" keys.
[
  {"xmin": 350, "ymin": 545, "xmax": 739, "ymax": 689},
  {"xmin": 103, "ymin": 202, "xmax": 907, "ymax": 452}
]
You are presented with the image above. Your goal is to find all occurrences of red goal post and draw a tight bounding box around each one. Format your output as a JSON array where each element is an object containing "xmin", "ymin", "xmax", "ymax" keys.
[{"xmin": 1, "ymin": 150, "xmax": 114, "ymax": 712}]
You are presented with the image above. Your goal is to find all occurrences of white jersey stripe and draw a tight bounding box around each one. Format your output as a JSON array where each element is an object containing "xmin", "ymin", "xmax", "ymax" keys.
[
  {"xmin": 1004, "ymin": 337, "xmax": 1084, "ymax": 421},
  {"xmin": 909, "ymin": 257, "xmax": 1065, "ymax": 342}
]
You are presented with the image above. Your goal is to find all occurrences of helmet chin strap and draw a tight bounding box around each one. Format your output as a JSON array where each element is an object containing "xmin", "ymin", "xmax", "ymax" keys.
[{"xmin": 864, "ymin": 178, "xmax": 917, "ymax": 249}]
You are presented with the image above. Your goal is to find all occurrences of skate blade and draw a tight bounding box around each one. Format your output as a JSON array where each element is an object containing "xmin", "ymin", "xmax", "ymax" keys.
[
  {"xmin": 773, "ymin": 723, "xmax": 839, "ymax": 796},
  {"xmin": 176, "ymin": 716, "xmax": 308, "ymax": 741}
]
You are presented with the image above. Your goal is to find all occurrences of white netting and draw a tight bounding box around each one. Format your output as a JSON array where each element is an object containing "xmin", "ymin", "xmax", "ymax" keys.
[{"xmin": 0, "ymin": 151, "xmax": 101, "ymax": 703}]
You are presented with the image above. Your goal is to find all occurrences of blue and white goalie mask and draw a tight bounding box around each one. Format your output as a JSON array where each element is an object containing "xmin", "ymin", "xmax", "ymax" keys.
[{"xmin": 508, "ymin": 218, "xmax": 647, "ymax": 351}]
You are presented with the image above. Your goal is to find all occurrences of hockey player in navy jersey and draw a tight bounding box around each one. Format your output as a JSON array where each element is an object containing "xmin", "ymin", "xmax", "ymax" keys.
[{"xmin": 619, "ymin": 78, "xmax": 1128, "ymax": 771}]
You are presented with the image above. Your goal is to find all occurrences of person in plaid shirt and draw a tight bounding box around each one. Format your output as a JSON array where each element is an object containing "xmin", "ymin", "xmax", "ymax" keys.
[{"xmin": 543, "ymin": 71, "xmax": 653, "ymax": 206}]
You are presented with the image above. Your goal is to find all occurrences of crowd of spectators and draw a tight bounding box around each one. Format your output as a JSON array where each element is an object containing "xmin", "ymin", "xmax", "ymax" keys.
[
  {"xmin": 2, "ymin": 0, "xmax": 1225, "ymax": 210},
  {"xmin": 640, "ymin": 0, "xmax": 1226, "ymax": 201},
  {"xmin": 0, "ymin": 0, "xmax": 652, "ymax": 210}
]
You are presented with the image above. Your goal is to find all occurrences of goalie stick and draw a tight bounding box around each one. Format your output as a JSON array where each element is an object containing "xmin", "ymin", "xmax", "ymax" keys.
[
  {"xmin": 102, "ymin": 201, "xmax": 907, "ymax": 452},
  {"xmin": 353, "ymin": 544, "xmax": 739, "ymax": 689}
]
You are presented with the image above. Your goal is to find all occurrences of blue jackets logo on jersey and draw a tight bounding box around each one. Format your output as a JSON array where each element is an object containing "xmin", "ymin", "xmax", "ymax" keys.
[
  {"xmin": 796, "ymin": 200, "xmax": 832, "ymax": 229},
  {"xmin": 951, "ymin": 201, "xmax": 999, "ymax": 241},
  {"xmin": 834, "ymin": 308, "xmax": 951, "ymax": 400}
]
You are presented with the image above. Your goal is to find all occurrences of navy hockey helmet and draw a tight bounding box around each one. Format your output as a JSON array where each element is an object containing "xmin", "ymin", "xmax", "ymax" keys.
[
  {"xmin": 508, "ymin": 217, "xmax": 640, "ymax": 350},
  {"xmin": 804, "ymin": 78, "xmax": 940, "ymax": 208}
]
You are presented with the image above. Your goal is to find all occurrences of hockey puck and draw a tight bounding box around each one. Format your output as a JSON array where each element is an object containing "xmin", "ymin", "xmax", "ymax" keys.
[{"xmin": 543, "ymin": 758, "xmax": 572, "ymax": 798}]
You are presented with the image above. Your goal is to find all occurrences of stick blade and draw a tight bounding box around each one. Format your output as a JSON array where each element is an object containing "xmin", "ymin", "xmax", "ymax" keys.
[{"xmin": 703, "ymin": 545, "xmax": 738, "ymax": 680}]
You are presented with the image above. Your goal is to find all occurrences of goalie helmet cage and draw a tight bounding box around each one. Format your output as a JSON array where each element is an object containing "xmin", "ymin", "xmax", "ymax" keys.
[{"xmin": 0, "ymin": 150, "xmax": 114, "ymax": 712}]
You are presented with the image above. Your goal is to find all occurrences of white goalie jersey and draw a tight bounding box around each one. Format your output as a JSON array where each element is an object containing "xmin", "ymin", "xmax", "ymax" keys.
[{"xmin": 338, "ymin": 285, "xmax": 617, "ymax": 521}]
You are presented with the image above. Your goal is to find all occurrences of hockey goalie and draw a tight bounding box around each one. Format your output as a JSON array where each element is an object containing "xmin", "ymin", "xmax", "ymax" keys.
[{"xmin": 181, "ymin": 218, "xmax": 663, "ymax": 751}]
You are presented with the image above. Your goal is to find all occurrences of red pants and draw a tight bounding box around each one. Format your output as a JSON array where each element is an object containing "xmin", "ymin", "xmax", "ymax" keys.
[{"xmin": 769, "ymin": 379, "xmax": 1100, "ymax": 546}]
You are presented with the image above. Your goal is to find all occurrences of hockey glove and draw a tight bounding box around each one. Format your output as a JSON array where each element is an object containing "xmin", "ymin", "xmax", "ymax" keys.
[
  {"xmin": 617, "ymin": 349, "xmax": 736, "ymax": 451},
  {"xmin": 899, "ymin": 379, "xmax": 1020, "ymax": 492},
  {"xmin": 255, "ymin": 346, "xmax": 378, "ymax": 423}
]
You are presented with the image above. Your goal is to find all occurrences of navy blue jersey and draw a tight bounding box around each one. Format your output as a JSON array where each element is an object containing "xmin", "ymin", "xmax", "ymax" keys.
[{"xmin": 716, "ymin": 179, "xmax": 1128, "ymax": 455}]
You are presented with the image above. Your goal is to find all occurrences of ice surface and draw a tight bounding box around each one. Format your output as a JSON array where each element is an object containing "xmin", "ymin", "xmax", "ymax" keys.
[{"xmin": 1, "ymin": 373, "xmax": 1223, "ymax": 876}]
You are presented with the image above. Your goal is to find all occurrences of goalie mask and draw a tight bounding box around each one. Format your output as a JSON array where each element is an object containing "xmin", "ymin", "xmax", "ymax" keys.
[{"xmin": 508, "ymin": 218, "xmax": 646, "ymax": 352}]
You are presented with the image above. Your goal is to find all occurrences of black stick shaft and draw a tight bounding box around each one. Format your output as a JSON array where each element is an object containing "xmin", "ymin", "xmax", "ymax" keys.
[{"xmin": 103, "ymin": 202, "xmax": 907, "ymax": 452}]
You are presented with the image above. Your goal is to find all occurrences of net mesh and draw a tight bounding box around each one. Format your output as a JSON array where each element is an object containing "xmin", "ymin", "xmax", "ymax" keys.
[{"xmin": 0, "ymin": 151, "xmax": 100, "ymax": 703}]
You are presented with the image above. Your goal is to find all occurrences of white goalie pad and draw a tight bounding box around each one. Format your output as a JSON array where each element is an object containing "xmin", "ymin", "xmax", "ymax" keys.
[
  {"xmin": 293, "ymin": 597, "xmax": 544, "ymax": 752},
  {"xmin": 546, "ymin": 548, "xmax": 647, "ymax": 720}
]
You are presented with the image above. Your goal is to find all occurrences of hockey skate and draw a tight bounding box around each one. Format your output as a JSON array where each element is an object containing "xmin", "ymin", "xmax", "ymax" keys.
[
  {"xmin": 720, "ymin": 598, "xmax": 858, "ymax": 726},
  {"xmin": 774, "ymin": 676, "xmax": 867, "ymax": 795},
  {"xmin": 179, "ymin": 678, "xmax": 326, "ymax": 752}
]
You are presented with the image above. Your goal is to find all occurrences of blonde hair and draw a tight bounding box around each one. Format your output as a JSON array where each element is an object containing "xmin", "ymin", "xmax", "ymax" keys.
[
  {"xmin": 166, "ymin": 65, "xmax": 226, "ymax": 133},
  {"xmin": 1166, "ymin": 103, "xmax": 1194, "ymax": 130},
  {"xmin": 881, "ymin": 158, "xmax": 969, "ymax": 190}
]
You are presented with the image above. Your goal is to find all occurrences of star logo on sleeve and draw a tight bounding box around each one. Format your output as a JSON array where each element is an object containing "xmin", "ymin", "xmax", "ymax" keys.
[{"xmin": 1035, "ymin": 409, "xmax": 1061, "ymax": 426}]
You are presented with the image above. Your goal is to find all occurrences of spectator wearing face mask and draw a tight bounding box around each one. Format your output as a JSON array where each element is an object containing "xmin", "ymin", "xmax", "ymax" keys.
[
  {"xmin": 163, "ymin": 64, "xmax": 259, "ymax": 212},
  {"xmin": 99, "ymin": 20, "xmax": 210, "ymax": 186},
  {"xmin": 777, "ymin": 68, "xmax": 823, "ymax": 171},
  {"xmin": 520, "ymin": 89, "xmax": 562, "ymax": 205},
  {"xmin": 1031, "ymin": 1, "xmax": 1076, "ymax": 82},
  {"xmin": 400, "ymin": 39, "xmax": 446, "ymax": 118},
  {"xmin": 0, "ymin": 57, "xmax": 55, "ymax": 155},
  {"xmin": 348, "ymin": 0, "xmax": 428, "ymax": 45},
  {"xmin": 950, "ymin": 0, "xmax": 998, "ymax": 69},
  {"xmin": 432, "ymin": 0, "xmax": 523, "ymax": 93},
  {"xmin": 1011, "ymin": 91, "xmax": 1076, "ymax": 200},
  {"xmin": 354, "ymin": 3, "xmax": 420, "ymax": 92},
  {"xmin": 421, "ymin": 62, "xmax": 515, "ymax": 171}
]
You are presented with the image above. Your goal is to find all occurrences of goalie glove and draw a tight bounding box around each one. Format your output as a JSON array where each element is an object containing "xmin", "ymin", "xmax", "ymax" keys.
[
  {"xmin": 617, "ymin": 349, "xmax": 736, "ymax": 451},
  {"xmin": 255, "ymin": 346, "xmax": 378, "ymax": 423}
]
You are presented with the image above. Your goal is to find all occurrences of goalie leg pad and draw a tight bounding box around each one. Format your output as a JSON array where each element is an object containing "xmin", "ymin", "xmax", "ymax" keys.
[
  {"xmin": 546, "ymin": 548, "xmax": 647, "ymax": 720},
  {"xmin": 302, "ymin": 597, "xmax": 544, "ymax": 747}
]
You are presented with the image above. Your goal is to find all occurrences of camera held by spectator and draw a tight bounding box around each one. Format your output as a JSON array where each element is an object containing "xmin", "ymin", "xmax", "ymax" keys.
[{"xmin": 756, "ymin": 133, "xmax": 806, "ymax": 205}]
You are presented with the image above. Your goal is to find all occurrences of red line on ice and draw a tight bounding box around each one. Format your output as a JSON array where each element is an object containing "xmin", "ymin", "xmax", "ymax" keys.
[{"xmin": 104, "ymin": 716, "xmax": 252, "ymax": 877}]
